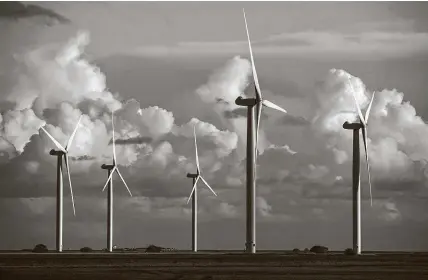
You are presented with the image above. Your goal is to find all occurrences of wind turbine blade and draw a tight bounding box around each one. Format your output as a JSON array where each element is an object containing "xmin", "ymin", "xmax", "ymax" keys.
[
  {"xmin": 347, "ymin": 79, "xmax": 366, "ymax": 126},
  {"xmin": 361, "ymin": 127, "xmax": 373, "ymax": 207},
  {"xmin": 200, "ymin": 176, "xmax": 217, "ymax": 196},
  {"xmin": 243, "ymin": 8, "xmax": 262, "ymax": 100},
  {"xmin": 101, "ymin": 166, "xmax": 117, "ymax": 192},
  {"xmin": 186, "ymin": 176, "xmax": 200, "ymax": 204},
  {"xmin": 364, "ymin": 91, "xmax": 375, "ymax": 123},
  {"xmin": 255, "ymin": 103, "xmax": 262, "ymax": 156},
  {"xmin": 40, "ymin": 126, "xmax": 66, "ymax": 152},
  {"xmin": 111, "ymin": 112, "xmax": 117, "ymax": 164},
  {"xmin": 65, "ymin": 115, "xmax": 82, "ymax": 152},
  {"xmin": 115, "ymin": 167, "xmax": 132, "ymax": 197},
  {"xmin": 194, "ymin": 126, "xmax": 200, "ymax": 171},
  {"xmin": 64, "ymin": 154, "xmax": 76, "ymax": 216},
  {"xmin": 262, "ymin": 99, "xmax": 287, "ymax": 113}
]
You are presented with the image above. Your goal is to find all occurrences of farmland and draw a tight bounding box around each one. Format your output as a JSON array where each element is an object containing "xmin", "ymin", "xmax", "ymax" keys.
[{"xmin": 1, "ymin": 251, "xmax": 428, "ymax": 279}]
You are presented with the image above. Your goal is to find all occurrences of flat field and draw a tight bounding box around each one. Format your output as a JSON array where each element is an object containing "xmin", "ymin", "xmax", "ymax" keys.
[{"xmin": 1, "ymin": 251, "xmax": 428, "ymax": 280}]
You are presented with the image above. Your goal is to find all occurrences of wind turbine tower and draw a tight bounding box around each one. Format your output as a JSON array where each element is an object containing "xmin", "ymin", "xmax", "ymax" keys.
[
  {"xmin": 235, "ymin": 9, "xmax": 287, "ymax": 253},
  {"xmin": 186, "ymin": 126, "xmax": 217, "ymax": 252},
  {"xmin": 40, "ymin": 116, "xmax": 82, "ymax": 252},
  {"xmin": 342, "ymin": 82, "xmax": 375, "ymax": 255},
  {"xmin": 101, "ymin": 112, "xmax": 133, "ymax": 253}
]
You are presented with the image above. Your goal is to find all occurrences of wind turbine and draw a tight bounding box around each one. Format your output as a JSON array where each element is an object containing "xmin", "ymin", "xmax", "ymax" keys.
[
  {"xmin": 186, "ymin": 126, "xmax": 217, "ymax": 252},
  {"xmin": 40, "ymin": 116, "xmax": 82, "ymax": 252},
  {"xmin": 101, "ymin": 111, "xmax": 133, "ymax": 253},
  {"xmin": 342, "ymin": 80, "xmax": 375, "ymax": 255},
  {"xmin": 235, "ymin": 9, "xmax": 287, "ymax": 253}
]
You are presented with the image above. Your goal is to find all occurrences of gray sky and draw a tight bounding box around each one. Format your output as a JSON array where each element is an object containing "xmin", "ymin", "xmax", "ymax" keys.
[{"xmin": 1, "ymin": 1, "xmax": 428, "ymax": 251}]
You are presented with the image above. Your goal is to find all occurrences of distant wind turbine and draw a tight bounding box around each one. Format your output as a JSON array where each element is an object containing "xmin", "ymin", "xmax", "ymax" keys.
[
  {"xmin": 235, "ymin": 9, "xmax": 287, "ymax": 254},
  {"xmin": 40, "ymin": 115, "xmax": 82, "ymax": 252},
  {"xmin": 186, "ymin": 126, "xmax": 217, "ymax": 252},
  {"xmin": 342, "ymin": 82, "xmax": 375, "ymax": 255},
  {"xmin": 101, "ymin": 111, "xmax": 133, "ymax": 253}
]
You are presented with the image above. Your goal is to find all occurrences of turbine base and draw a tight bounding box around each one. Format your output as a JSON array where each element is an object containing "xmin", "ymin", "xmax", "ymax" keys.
[{"xmin": 245, "ymin": 242, "xmax": 256, "ymax": 253}]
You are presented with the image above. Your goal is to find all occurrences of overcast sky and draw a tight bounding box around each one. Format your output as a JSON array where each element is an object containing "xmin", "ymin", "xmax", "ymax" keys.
[{"xmin": 1, "ymin": 1, "xmax": 428, "ymax": 251}]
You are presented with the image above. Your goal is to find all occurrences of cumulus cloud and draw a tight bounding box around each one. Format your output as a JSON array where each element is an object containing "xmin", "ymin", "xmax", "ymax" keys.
[
  {"xmin": 7, "ymin": 32, "xmax": 122, "ymax": 114},
  {"xmin": 24, "ymin": 160, "xmax": 40, "ymax": 174},
  {"xmin": 172, "ymin": 117, "xmax": 238, "ymax": 159},
  {"xmin": 215, "ymin": 202, "xmax": 239, "ymax": 218},
  {"xmin": 0, "ymin": 29, "xmax": 243, "ymax": 197},
  {"xmin": 0, "ymin": 137, "xmax": 16, "ymax": 163},
  {"xmin": 302, "ymin": 164, "xmax": 330, "ymax": 181},
  {"xmin": 0, "ymin": 108, "xmax": 45, "ymax": 154},
  {"xmin": 256, "ymin": 196, "xmax": 272, "ymax": 217},
  {"xmin": 1, "ymin": 31, "xmax": 129, "ymax": 167},
  {"xmin": 0, "ymin": 2, "xmax": 70, "ymax": 25},
  {"xmin": 311, "ymin": 68, "xmax": 428, "ymax": 181},
  {"xmin": 116, "ymin": 100, "xmax": 175, "ymax": 139},
  {"xmin": 278, "ymin": 114, "xmax": 310, "ymax": 126},
  {"xmin": 195, "ymin": 56, "xmax": 273, "ymax": 159},
  {"xmin": 374, "ymin": 200, "xmax": 401, "ymax": 222}
]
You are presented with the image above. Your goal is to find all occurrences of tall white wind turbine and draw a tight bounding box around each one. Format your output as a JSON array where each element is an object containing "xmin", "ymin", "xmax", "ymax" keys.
[
  {"xmin": 101, "ymin": 111, "xmax": 133, "ymax": 253},
  {"xmin": 342, "ymin": 80, "xmax": 375, "ymax": 255},
  {"xmin": 186, "ymin": 126, "xmax": 217, "ymax": 252},
  {"xmin": 40, "ymin": 115, "xmax": 82, "ymax": 252},
  {"xmin": 234, "ymin": 8, "xmax": 287, "ymax": 253}
]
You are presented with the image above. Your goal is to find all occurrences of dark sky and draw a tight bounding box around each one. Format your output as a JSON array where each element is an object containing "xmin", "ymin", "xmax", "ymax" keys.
[{"xmin": 1, "ymin": 1, "xmax": 428, "ymax": 251}]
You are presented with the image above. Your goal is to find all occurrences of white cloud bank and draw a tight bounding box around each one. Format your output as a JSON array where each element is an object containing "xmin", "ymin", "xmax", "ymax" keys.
[
  {"xmin": 311, "ymin": 68, "xmax": 428, "ymax": 182},
  {"xmin": 0, "ymin": 30, "xmax": 240, "ymax": 181}
]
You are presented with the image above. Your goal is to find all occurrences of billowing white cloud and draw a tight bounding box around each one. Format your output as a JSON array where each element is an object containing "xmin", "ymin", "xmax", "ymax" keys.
[
  {"xmin": 7, "ymin": 31, "xmax": 122, "ymax": 114},
  {"xmin": 215, "ymin": 202, "xmax": 239, "ymax": 218},
  {"xmin": 172, "ymin": 117, "xmax": 238, "ymax": 159},
  {"xmin": 1, "ymin": 108, "xmax": 45, "ymax": 153},
  {"xmin": 24, "ymin": 161, "xmax": 40, "ymax": 174},
  {"xmin": 311, "ymin": 69, "xmax": 428, "ymax": 180},
  {"xmin": 118, "ymin": 99, "xmax": 175, "ymax": 139},
  {"xmin": 195, "ymin": 56, "xmax": 272, "ymax": 159},
  {"xmin": 374, "ymin": 200, "xmax": 401, "ymax": 222},
  {"xmin": 302, "ymin": 164, "xmax": 330, "ymax": 181},
  {"xmin": 266, "ymin": 144, "xmax": 297, "ymax": 155},
  {"xmin": 256, "ymin": 196, "xmax": 272, "ymax": 217},
  {"xmin": 0, "ymin": 30, "xmax": 240, "ymax": 191},
  {"xmin": 0, "ymin": 137, "xmax": 16, "ymax": 163}
]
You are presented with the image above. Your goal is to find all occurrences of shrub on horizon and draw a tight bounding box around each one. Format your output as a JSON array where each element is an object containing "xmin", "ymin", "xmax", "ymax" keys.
[
  {"xmin": 310, "ymin": 245, "xmax": 328, "ymax": 254},
  {"xmin": 32, "ymin": 244, "xmax": 48, "ymax": 253},
  {"xmin": 80, "ymin": 247, "xmax": 93, "ymax": 252},
  {"xmin": 145, "ymin": 244, "xmax": 163, "ymax": 253},
  {"xmin": 344, "ymin": 248, "xmax": 355, "ymax": 255}
]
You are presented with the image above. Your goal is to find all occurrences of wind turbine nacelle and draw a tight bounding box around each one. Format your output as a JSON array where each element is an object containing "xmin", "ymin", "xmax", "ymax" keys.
[
  {"xmin": 49, "ymin": 149, "xmax": 64, "ymax": 156},
  {"xmin": 186, "ymin": 173, "xmax": 198, "ymax": 179},
  {"xmin": 235, "ymin": 96, "xmax": 257, "ymax": 107},
  {"xmin": 343, "ymin": 121, "xmax": 364, "ymax": 130},
  {"xmin": 101, "ymin": 164, "xmax": 115, "ymax": 170}
]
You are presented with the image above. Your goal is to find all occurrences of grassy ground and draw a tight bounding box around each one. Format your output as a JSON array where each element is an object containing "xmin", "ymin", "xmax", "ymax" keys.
[{"xmin": 1, "ymin": 252, "xmax": 428, "ymax": 279}]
